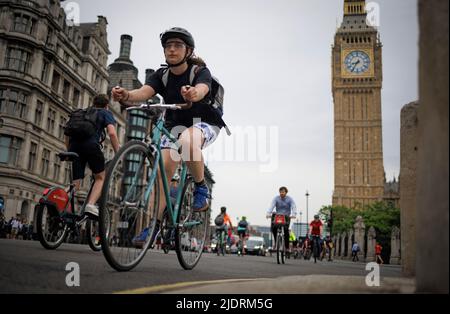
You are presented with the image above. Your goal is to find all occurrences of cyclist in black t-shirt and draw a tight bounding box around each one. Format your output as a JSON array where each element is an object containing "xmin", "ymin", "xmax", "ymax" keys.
[
  {"xmin": 65, "ymin": 94, "xmax": 120, "ymax": 218},
  {"xmin": 112, "ymin": 27, "xmax": 221, "ymax": 229}
]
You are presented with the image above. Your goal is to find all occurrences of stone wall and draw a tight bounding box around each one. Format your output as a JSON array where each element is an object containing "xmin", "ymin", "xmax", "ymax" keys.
[
  {"xmin": 332, "ymin": 217, "xmax": 399, "ymax": 264},
  {"xmin": 400, "ymin": 102, "xmax": 419, "ymax": 276},
  {"xmin": 416, "ymin": 0, "xmax": 449, "ymax": 293}
]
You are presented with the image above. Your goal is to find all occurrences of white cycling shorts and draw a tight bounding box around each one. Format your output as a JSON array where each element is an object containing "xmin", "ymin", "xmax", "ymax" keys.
[{"xmin": 160, "ymin": 122, "xmax": 219, "ymax": 150}]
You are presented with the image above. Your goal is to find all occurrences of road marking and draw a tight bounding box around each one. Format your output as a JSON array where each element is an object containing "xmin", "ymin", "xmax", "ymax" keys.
[{"xmin": 114, "ymin": 278, "xmax": 267, "ymax": 294}]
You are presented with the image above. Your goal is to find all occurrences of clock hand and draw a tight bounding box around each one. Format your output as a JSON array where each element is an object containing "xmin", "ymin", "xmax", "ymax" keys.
[{"xmin": 351, "ymin": 59, "xmax": 361, "ymax": 72}]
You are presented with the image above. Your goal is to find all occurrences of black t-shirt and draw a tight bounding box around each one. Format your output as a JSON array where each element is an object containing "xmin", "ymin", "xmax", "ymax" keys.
[{"xmin": 145, "ymin": 64, "xmax": 222, "ymax": 130}]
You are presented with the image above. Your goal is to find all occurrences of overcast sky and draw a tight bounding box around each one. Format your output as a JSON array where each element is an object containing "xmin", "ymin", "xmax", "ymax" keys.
[{"xmin": 73, "ymin": 0, "xmax": 419, "ymax": 226}]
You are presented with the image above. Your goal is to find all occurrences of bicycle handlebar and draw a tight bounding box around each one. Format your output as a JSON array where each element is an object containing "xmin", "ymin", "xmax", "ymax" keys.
[{"xmin": 125, "ymin": 103, "xmax": 192, "ymax": 111}]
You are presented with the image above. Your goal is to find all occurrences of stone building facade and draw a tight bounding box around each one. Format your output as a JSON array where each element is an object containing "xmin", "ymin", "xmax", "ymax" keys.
[
  {"xmin": 383, "ymin": 176, "xmax": 400, "ymax": 208},
  {"xmin": 0, "ymin": 0, "xmax": 126, "ymax": 223},
  {"xmin": 332, "ymin": 0, "xmax": 385, "ymax": 209}
]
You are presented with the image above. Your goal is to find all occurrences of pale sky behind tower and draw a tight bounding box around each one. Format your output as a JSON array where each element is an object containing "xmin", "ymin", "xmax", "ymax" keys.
[{"xmin": 73, "ymin": 0, "xmax": 419, "ymax": 226}]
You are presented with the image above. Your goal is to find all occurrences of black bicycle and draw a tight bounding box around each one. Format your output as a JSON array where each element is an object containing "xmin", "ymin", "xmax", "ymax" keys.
[
  {"xmin": 215, "ymin": 227, "xmax": 226, "ymax": 256},
  {"xmin": 271, "ymin": 214, "xmax": 288, "ymax": 264},
  {"xmin": 311, "ymin": 235, "xmax": 321, "ymax": 263}
]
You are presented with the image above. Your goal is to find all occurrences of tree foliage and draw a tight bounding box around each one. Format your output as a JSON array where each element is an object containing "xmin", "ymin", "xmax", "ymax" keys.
[{"xmin": 319, "ymin": 202, "xmax": 400, "ymax": 237}]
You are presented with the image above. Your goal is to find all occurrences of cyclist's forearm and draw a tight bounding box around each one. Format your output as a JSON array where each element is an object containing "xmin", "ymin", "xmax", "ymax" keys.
[
  {"xmin": 110, "ymin": 133, "xmax": 120, "ymax": 153},
  {"xmin": 126, "ymin": 86, "xmax": 155, "ymax": 103},
  {"xmin": 192, "ymin": 84, "xmax": 209, "ymax": 102}
]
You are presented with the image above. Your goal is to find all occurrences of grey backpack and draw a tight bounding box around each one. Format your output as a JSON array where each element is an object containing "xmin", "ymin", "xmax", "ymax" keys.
[
  {"xmin": 162, "ymin": 65, "xmax": 230, "ymax": 135},
  {"xmin": 214, "ymin": 214, "xmax": 225, "ymax": 226}
]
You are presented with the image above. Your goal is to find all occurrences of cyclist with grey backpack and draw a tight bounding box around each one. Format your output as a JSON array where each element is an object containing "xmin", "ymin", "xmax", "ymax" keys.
[
  {"xmin": 64, "ymin": 94, "xmax": 120, "ymax": 218},
  {"xmin": 112, "ymin": 27, "xmax": 228, "ymax": 232},
  {"xmin": 214, "ymin": 206, "xmax": 233, "ymax": 255}
]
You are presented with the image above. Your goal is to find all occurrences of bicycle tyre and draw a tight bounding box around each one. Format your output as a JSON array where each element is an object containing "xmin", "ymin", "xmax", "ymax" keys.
[
  {"xmin": 99, "ymin": 140, "xmax": 159, "ymax": 271},
  {"xmin": 86, "ymin": 219, "xmax": 102, "ymax": 252},
  {"xmin": 175, "ymin": 177, "xmax": 209, "ymax": 270},
  {"xmin": 281, "ymin": 230, "xmax": 286, "ymax": 264},
  {"xmin": 313, "ymin": 238, "xmax": 319, "ymax": 263},
  {"xmin": 36, "ymin": 204, "xmax": 68, "ymax": 250},
  {"xmin": 276, "ymin": 231, "xmax": 282, "ymax": 264}
]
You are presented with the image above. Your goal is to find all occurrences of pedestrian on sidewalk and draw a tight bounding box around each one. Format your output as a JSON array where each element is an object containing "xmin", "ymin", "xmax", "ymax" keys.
[
  {"xmin": 351, "ymin": 241, "xmax": 360, "ymax": 262},
  {"xmin": 375, "ymin": 242, "xmax": 384, "ymax": 264},
  {"xmin": 10, "ymin": 217, "xmax": 20, "ymax": 240}
]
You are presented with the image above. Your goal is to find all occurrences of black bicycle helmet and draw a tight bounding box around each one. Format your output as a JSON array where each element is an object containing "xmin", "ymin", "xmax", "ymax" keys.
[
  {"xmin": 220, "ymin": 206, "xmax": 226, "ymax": 213},
  {"xmin": 160, "ymin": 27, "xmax": 195, "ymax": 48}
]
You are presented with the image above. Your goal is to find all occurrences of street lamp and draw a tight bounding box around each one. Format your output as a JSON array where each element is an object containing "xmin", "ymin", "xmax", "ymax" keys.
[
  {"xmin": 305, "ymin": 191, "xmax": 310, "ymax": 226},
  {"xmin": 299, "ymin": 212, "xmax": 303, "ymax": 237}
]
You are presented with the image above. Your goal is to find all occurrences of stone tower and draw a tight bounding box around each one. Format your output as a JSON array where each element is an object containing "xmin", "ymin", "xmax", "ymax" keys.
[{"xmin": 332, "ymin": 0, "xmax": 385, "ymax": 208}]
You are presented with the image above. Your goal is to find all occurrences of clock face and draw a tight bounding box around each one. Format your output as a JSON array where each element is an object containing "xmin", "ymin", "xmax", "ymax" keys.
[{"xmin": 344, "ymin": 51, "xmax": 371, "ymax": 74}]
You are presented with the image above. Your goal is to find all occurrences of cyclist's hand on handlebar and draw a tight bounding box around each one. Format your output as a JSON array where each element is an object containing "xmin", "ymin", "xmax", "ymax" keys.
[
  {"xmin": 112, "ymin": 86, "xmax": 128, "ymax": 102},
  {"xmin": 290, "ymin": 215, "xmax": 296, "ymax": 219},
  {"xmin": 181, "ymin": 85, "xmax": 198, "ymax": 102}
]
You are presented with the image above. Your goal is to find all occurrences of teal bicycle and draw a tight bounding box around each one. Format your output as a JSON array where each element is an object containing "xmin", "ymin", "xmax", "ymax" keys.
[{"xmin": 98, "ymin": 103, "xmax": 210, "ymax": 271}]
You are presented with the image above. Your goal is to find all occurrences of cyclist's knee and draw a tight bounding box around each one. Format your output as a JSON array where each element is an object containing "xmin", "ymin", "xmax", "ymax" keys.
[
  {"xmin": 179, "ymin": 128, "xmax": 203, "ymax": 151},
  {"xmin": 93, "ymin": 171, "xmax": 105, "ymax": 181}
]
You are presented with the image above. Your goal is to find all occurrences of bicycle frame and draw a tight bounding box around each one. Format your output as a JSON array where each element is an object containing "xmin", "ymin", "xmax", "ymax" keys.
[
  {"xmin": 39, "ymin": 169, "xmax": 94, "ymax": 224},
  {"xmin": 123, "ymin": 108, "xmax": 196, "ymax": 230}
]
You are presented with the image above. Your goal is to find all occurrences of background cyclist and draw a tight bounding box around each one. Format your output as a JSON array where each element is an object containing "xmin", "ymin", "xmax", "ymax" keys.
[
  {"xmin": 309, "ymin": 214, "xmax": 323, "ymax": 259},
  {"xmin": 237, "ymin": 216, "xmax": 249, "ymax": 255},
  {"xmin": 266, "ymin": 186, "xmax": 297, "ymax": 252},
  {"xmin": 65, "ymin": 94, "xmax": 120, "ymax": 218},
  {"xmin": 215, "ymin": 206, "xmax": 233, "ymax": 254},
  {"xmin": 288, "ymin": 229, "xmax": 297, "ymax": 258}
]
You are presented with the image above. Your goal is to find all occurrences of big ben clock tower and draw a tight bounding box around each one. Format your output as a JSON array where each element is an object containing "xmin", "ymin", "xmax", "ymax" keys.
[{"xmin": 332, "ymin": 0, "xmax": 385, "ymax": 208}]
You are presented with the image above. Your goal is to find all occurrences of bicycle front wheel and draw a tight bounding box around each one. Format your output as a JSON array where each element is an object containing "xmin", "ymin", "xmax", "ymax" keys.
[
  {"xmin": 276, "ymin": 232, "xmax": 282, "ymax": 264},
  {"xmin": 313, "ymin": 239, "xmax": 319, "ymax": 263},
  {"xmin": 175, "ymin": 177, "xmax": 210, "ymax": 270},
  {"xmin": 86, "ymin": 219, "xmax": 101, "ymax": 252},
  {"xmin": 99, "ymin": 140, "xmax": 159, "ymax": 271},
  {"xmin": 281, "ymin": 232, "xmax": 286, "ymax": 264}
]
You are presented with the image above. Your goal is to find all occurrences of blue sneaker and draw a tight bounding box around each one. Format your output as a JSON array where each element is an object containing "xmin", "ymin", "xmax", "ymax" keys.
[{"xmin": 193, "ymin": 184, "xmax": 210, "ymax": 212}]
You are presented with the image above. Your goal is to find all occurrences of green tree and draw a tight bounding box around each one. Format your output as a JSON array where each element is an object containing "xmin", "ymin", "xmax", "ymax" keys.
[
  {"xmin": 360, "ymin": 202, "xmax": 400, "ymax": 235},
  {"xmin": 318, "ymin": 202, "xmax": 400, "ymax": 237},
  {"xmin": 318, "ymin": 205, "xmax": 357, "ymax": 236}
]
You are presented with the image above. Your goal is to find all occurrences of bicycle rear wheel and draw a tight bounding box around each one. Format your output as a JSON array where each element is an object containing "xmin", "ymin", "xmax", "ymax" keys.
[
  {"xmin": 99, "ymin": 140, "xmax": 159, "ymax": 271},
  {"xmin": 175, "ymin": 177, "xmax": 210, "ymax": 270},
  {"xmin": 36, "ymin": 204, "xmax": 68, "ymax": 250}
]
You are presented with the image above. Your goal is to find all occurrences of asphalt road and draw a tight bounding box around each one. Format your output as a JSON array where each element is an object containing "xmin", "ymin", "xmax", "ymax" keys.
[{"xmin": 0, "ymin": 239, "xmax": 402, "ymax": 294}]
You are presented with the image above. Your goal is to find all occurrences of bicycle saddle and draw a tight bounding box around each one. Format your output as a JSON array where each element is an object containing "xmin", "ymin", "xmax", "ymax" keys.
[{"xmin": 58, "ymin": 152, "xmax": 80, "ymax": 161}]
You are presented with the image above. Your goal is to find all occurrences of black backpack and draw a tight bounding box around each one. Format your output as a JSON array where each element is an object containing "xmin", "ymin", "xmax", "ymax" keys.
[
  {"xmin": 64, "ymin": 107, "xmax": 100, "ymax": 140},
  {"xmin": 161, "ymin": 65, "xmax": 231, "ymax": 136},
  {"xmin": 214, "ymin": 214, "xmax": 225, "ymax": 226}
]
